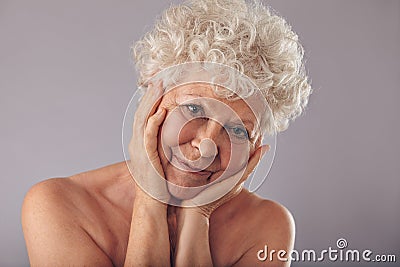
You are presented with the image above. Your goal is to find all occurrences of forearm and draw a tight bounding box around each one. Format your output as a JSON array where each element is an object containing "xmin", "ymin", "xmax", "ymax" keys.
[
  {"xmin": 174, "ymin": 208, "xmax": 213, "ymax": 267},
  {"xmin": 124, "ymin": 193, "xmax": 170, "ymax": 267}
]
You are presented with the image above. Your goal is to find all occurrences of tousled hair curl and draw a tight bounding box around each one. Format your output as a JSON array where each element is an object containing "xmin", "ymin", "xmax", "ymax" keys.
[{"xmin": 133, "ymin": 0, "xmax": 312, "ymax": 133}]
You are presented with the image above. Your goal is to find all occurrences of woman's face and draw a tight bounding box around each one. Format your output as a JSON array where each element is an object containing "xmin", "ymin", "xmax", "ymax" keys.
[{"xmin": 157, "ymin": 83, "xmax": 263, "ymax": 199}]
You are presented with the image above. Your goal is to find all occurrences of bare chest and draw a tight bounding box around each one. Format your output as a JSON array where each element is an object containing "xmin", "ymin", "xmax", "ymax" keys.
[{"xmin": 86, "ymin": 206, "xmax": 248, "ymax": 267}]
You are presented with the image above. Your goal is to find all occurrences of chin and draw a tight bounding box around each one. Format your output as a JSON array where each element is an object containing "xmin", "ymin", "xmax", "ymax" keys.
[{"xmin": 164, "ymin": 167, "xmax": 212, "ymax": 200}]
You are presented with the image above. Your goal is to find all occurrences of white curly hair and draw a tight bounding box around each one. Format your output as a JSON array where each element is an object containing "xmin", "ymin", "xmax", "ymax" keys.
[{"xmin": 132, "ymin": 0, "xmax": 312, "ymax": 133}]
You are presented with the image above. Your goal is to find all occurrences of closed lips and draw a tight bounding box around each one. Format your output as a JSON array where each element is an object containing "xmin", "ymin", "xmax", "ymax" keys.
[{"xmin": 172, "ymin": 155, "xmax": 213, "ymax": 175}]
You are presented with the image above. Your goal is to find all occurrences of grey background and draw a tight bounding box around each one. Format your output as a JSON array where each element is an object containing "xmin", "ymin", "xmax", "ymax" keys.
[{"xmin": 1, "ymin": 0, "xmax": 399, "ymax": 266}]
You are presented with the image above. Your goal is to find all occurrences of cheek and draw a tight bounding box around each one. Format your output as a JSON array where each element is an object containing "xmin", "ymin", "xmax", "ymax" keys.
[
  {"xmin": 161, "ymin": 112, "xmax": 205, "ymax": 147},
  {"xmin": 160, "ymin": 111, "xmax": 186, "ymax": 147},
  {"xmin": 219, "ymin": 142, "xmax": 251, "ymax": 175},
  {"xmin": 159, "ymin": 111, "xmax": 197, "ymax": 164}
]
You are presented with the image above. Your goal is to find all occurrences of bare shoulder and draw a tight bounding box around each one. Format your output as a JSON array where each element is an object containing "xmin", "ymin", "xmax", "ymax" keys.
[
  {"xmin": 222, "ymin": 190, "xmax": 295, "ymax": 241},
  {"xmin": 22, "ymin": 177, "xmax": 87, "ymax": 229},
  {"xmin": 250, "ymin": 193, "xmax": 295, "ymax": 240},
  {"xmin": 22, "ymin": 176, "xmax": 87, "ymax": 209},
  {"xmin": 21, "ymin": 162, "xmax": 132, "ymax": 266},
  {"xmin": 229, "ymin": 191, "xmax": 295, "ymax": 266}
]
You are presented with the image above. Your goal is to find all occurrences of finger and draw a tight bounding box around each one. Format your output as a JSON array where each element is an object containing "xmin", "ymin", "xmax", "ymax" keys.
[
  {"xmin": 132, "ymin": 81, "xmax": 164, "ymax": 147},
  {"xmin": 145, "ymin": 80, "xmax": 164, "ymax": 122},
  {"xmin": 144, "ymin": 108, "xmax": 166, "ymax": 159},
  {"xmin": 192, "ymin": 145, "xmax": 269, "ymax": 202},
  {"xmin": 134, "ymin": 80, "xmax": 164, "ymax": 126},
  {"xmin": 190, "ymin": 178, "xmax": 236, "ymax": 205},
  {"xmin": 134, "ymin": 83, "xmax": 153, "ymax": 125},
  {"xmin": 186, "ymin": 145, "xmax": 270, "ymax": 206},
  {"xmin": 201, "ymin": 144, "xmax": 269, "ymax": 192}
]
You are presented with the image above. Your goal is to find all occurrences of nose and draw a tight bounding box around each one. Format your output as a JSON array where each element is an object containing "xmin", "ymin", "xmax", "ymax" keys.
[
  {"xmin": 199, "ymin": 138, "xmax": 217, "ymax": 158},
  {"xmin": 191, "ymin": 120, "xmax": 222, "ymax": 158}
]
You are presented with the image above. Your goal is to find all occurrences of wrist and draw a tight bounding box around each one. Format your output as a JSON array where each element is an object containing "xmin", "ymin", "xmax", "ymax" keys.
[
  {"xmin": 133, "ymin": 190, "xmax": 167, "ymax": 217},
  {"xmin": 177, "ymin": 207, "xmax": 210, "ymax": 229},
  {"xmin": 181, "ymin": 199, "xmax": 215, "ymax": 219},
  {"xmin": 174, "ymin": 207, "xmax": 212, "ymax": 266}
]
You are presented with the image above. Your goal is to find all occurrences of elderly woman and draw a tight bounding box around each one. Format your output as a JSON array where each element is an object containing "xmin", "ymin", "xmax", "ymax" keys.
[{"xmin": 22, "ymin": 0, "xmax": 311, "ymax": 266}]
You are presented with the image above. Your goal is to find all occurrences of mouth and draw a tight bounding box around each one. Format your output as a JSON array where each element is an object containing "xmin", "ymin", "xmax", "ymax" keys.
[{"xmin": 172, "ymin": 155, "xmax": 213, "ymax": 178}]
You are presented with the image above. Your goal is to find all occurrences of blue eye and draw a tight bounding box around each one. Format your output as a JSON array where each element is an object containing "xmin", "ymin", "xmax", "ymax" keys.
[
  {"xmin": 227, "ymin": 126, "xmax": 249, "ymax": 140},
  {"xmin": 187, "ymin": 104, "xmax": 200, "ymax": 114},
  {"xmin": 181, "ymin": 104, "xmax": 205, "ymax": 118}
]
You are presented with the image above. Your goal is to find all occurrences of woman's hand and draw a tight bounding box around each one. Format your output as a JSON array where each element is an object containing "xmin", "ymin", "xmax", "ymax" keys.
[
  {"xmin": 124, "ymin": 81, "xmax": 172, "ymax": 267},
  {"xmin": 181, "ymin": 144, "xmax": 269, "ymax": 218},
  {"xmin": 173, "ymin": 145, "xmax": 269, "ymax": 266},
  {"xmin": 128, "ymin": 81, "xmax": 170, "ymax": 203}
]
